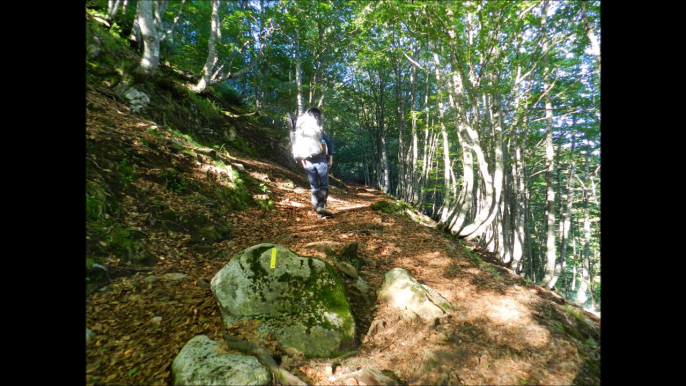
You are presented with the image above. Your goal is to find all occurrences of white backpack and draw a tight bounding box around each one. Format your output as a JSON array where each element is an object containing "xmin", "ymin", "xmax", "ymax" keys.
[{"xmin": 291, "ymin": 113, "xmax": 326, "ymax": 161}]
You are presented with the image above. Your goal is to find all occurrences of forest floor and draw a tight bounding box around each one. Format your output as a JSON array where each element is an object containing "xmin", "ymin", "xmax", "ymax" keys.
[{"xmin": 85, "ymin": 87, "xmax": 601, "ymax": 386}]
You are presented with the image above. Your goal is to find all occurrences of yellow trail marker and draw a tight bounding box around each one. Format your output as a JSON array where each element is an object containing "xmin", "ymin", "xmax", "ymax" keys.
[{"xmin": 270, "ymin": 248, "xmax": 277, "ymax": 269}]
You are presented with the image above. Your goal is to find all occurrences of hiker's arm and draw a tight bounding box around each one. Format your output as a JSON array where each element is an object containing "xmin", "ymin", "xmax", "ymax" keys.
[{"xmin": 323, "ymin": 132, "xmax": 333, "ymax": 168}]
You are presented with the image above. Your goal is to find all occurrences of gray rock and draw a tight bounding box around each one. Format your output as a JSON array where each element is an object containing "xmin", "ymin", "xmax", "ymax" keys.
[
  {"xmin": 355, "ymin": 277, "xmax": 369, "ymax": 294},
  {"xmin": 211, "ymin": 243, "xmax": 357, "ymax": 358},
  {"xmin": 377, "ymin": 268, "xmax": 452, "ymax": 319},
  {"xmin": 335, "ymin": 260, "xmax": 358, "ymax": 279},
  {"xmin": 172, "ymin": 335, "xmax": 271, "ymax": 386},
  {"xmin": 121, "ymin": 88, "xmax": 150, "ymax": 113},
  {"xmin": 87, "ymin": 36, "xmax": 101, "ymax": 59},
  {"xmin": 336, "ymin": 369, "xmax": 399, "ymax": 385},
  {"xmin": 163, "ymin": 273, "xmax": 187, "ymax": 281},
  {"xmin": 143, "ymin": 275, "xmax": 158, "ymax": 284}
]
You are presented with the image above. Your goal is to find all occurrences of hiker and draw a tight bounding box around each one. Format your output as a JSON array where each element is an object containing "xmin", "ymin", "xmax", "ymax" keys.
[{"xmin": 293, "ymin": 107, "xmax": 334, "ymax": 218}]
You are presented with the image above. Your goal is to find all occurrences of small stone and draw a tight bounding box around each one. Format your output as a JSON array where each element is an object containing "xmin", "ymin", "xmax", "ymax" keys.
[
  {"xmin": 163, "ymin": 273, "xmax": 187, "ymax": 281},
  {"xmin": 86, "ymin": 328, "xmax": 96, "ymax": 343},
  {"xmin": 284, "ymin": 347, "xmax": 301, "ymax": 356}
]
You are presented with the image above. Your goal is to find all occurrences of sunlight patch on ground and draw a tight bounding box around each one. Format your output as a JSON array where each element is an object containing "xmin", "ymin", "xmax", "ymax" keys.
[
  {"xmin": 334, "ymin": 203, "xmax": 368, "ymax": 211},
  {"xmin": 488, "ymin": 298, "xmax": 526, "ymax": 323},
  {"xmin": 366, "ymin": 238, "xmax": 400, "ymax": 257},
  {"xmin": 277, "ymin": 198, "xmax": 306, "ymax": 207},
  {"xmin": 415, "ymin": 251, "xmax": 452, "ymax": 267},
  {"xmin": 468, "ymin": 293, "xmax": 551, "ymax": 349},
  {"xmin": 393, "ymin": 256, "xmax": 418, "ymax": 267}
]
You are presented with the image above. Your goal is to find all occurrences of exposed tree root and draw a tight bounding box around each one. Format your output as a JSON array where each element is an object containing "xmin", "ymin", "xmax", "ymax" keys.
[{"xmin": 221, "ymin": 331, "xmax": 308, "ymax": 386}]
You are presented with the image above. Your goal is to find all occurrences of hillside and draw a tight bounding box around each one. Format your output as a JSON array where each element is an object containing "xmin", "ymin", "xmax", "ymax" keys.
[{"xmin": 85, "ymin": 17, "xmax": 601, "ymax": 386}]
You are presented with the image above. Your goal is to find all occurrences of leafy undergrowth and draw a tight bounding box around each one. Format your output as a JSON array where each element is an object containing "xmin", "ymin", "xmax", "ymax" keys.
[{"xmin": 85, "ymin": 85, "xmax": 600, "ymax": 385}]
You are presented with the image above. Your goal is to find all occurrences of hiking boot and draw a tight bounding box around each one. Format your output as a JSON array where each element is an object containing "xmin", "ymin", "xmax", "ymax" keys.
[
  {"xmin": 316, "ymin": 206, "xmax": 333, "ymax": 216},
  {"xmin": 311, "ymin": 191, "xmax": 320, "ymax": 211}
]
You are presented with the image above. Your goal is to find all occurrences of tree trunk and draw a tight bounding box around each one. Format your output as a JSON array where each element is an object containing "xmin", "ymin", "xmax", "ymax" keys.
[
  {"xmin": 429, "ymin": 6, "xmax": 497, "ymax": 242},
  {"xmin": 463, "ymin": 79, "xmax": 505, "ymax": 241},
  {"xmin": 409, "ymin": 43, "xmax": 422, "ymax": 204},
  {"xmin": 295, "ymin": 29, "xmax": 303, "ymax": 113},
  {"xmin": 134, "ymin": 0, "xmax": 160, "ymax": 78},
  {"xmin": 431, "ymin": 51, "xmax": 454, "ymax": 224},
  {"xmin": 539, "ymin": 1, "xmax": 558, "ymax": 289},
  {"xmin": 154, "ymin": 0, "xmax": 168, "ymax": 32},
  {"xmin": 192, "ymin": 1, "xmax": 273, "ymax": 93},
  {"xmin": 393, "ymin": 30, "xmax": 408, "ymax": 202},
  {"xmin": 375, "ymin": 69, "xmax": 391, "ymax": 194},
  {"xmin": 160, "ymin": 0, "xmax": 185, "ymax": 47},
  {"xmin": 192, "ymin": 0, "xmax": 220, "ymax": 92},
  {"xmin": 255, "ymin": 0, "xmax": 266, "ymax": 110},
  {"xmin": 557, "ymin": 128, "xmax": 577, "ymax": 295},
  {"xmin": 107, "ymin": 0, "xmax": 121, "ymax": 22},
  {"xmin": 580, "ymin": 1, "xmax": 601, "ymax": 73},
  {"xmin": 574, "ymin": 158, "xmax": 593, "ymax": 306}
]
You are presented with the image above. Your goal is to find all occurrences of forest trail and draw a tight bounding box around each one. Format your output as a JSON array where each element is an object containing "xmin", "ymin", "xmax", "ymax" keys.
[{"xmin": 85, "ymin": 87, "xmax": 600, "ymax": 385}]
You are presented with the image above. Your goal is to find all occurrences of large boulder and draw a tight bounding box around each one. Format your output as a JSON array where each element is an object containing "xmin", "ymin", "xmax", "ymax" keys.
[
  {"xmin": 377, "ymin": 268, "xmax": 452, "ymax": 319},
  {"xmin": 171, "ymin": 335, "xmax": 271, "ymax": 386},
  {"xmin": 211, "ymin": 243, "xmax": 357, "ymax": 358}
]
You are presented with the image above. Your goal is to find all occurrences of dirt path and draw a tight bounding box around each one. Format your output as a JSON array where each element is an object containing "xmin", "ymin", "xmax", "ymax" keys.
[{"xmin": 85, "ymin": 89, "xmax": 600, "ymax": 386}]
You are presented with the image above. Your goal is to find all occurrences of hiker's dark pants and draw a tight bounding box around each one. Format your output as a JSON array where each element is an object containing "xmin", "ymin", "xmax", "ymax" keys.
[
  {"xmin": 303, "ymin": 158, "xmax": 329, "ymax": 193},
  {"xmin": 303, "ymin": 158, "xmax": 329, "ymax": 209}
]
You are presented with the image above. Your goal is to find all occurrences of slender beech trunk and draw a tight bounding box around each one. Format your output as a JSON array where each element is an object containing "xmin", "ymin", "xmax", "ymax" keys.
[
  {"xmin": 408, "ymin": 40, "xmax": 420, "ymax": 204},
  {"xmin": 255, "ymin": 0, "xmax": 266, "ymax": 110},
  {"xmin": 393, "ymin": 30, "xmax": 407, "ymax": 201},
  {"xmin": 295, "ymin": 29, "xmax": 303, "ymax": 113},
  {"xmin": 540, "ymin": 1, "xmax": 558, "ymax": 289},
  {"xmin": 557, "ymin": 128, "xmax": 577, "ymax": 294},
  {"xmin": 574, "ymin": 158, "xmax": 593, "ymax": 305},
  {"xmin": 377, "ymin": 69, "xmax": 391, "ymax": 194},
  {"xmin": 418, "ymin": 80, "xmax": 432, "ymax": 209},
  {"xmin": 570, "ymin": 260, "xmax": 577, "ymax": 300},
  {"xmin": 419, "ymin": 72, "xmax": 431, "ymax": 204},
  {"xmin": 431, "ymin": 50, "xmax": 454, "ymax": 224}
]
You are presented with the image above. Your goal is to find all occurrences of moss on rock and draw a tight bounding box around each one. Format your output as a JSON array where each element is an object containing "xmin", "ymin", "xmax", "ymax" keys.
[{"xmin": 211, "ymin": 243, "xmax": 357, "ymax": 358}]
